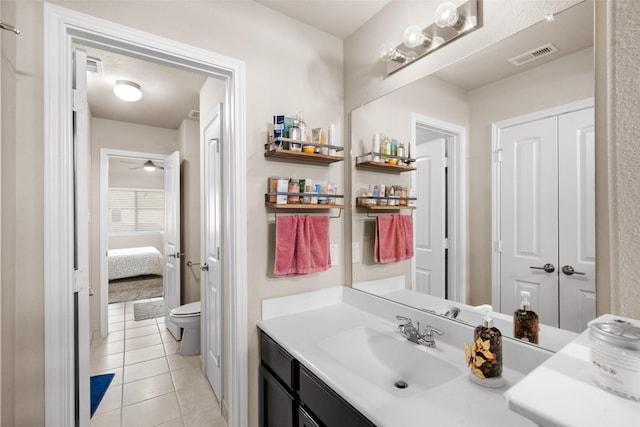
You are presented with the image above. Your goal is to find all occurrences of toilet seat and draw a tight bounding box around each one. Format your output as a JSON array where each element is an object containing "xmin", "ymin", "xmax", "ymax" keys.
[{"xmin": 170, "ymin": 301, "xmax": 201, "ymax": 318}]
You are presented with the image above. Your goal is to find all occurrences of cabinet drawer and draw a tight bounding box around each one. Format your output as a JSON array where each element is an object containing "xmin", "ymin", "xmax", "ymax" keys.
[
  {"xmin": 259, "ymin": 365, "xmax": 296, "ymax": 427},
  {"xmin": 298, "ymin": 407, "xmax": 321, "ymax": 427},
  {"xmin": 299, "ymin": 366, "xmax": 375, "ymax": 427},
  {"xmin": 260, "ymin": 331, "xmax": 297, "ymax": 390}
]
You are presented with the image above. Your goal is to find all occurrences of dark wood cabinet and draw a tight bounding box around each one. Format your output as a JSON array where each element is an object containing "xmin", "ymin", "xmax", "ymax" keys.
[{"xmin": 259, "ymin": 330, "xmax": 376, "ymax": 427}]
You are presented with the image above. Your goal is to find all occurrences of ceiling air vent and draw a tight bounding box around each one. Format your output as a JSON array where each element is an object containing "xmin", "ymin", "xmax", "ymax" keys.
[
  {"xmin": 85, "ymin": 56, "xmax": 104, "ymax": 74},
  {"xmin": 508, "ymin": 43, "xmax": 558, "ymax": 67},
  {"xmin": 188, "ymin": 110, "xmax": 200, "ymax": 120}
]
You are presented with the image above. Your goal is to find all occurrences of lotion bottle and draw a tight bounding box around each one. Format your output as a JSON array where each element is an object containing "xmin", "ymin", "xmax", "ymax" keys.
[
  {"xmin": 513, "ymin": 291, "xmax": 539, "ymax": 344},
  {"xmin": 472, "ymin": 305, "xmax": 503, "ymax": 379}
]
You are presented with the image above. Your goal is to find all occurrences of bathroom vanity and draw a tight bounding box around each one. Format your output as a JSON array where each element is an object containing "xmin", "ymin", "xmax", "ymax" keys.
[{"xmin": 258, "ymin": 287, "xmax": 554, "ymax": 427}]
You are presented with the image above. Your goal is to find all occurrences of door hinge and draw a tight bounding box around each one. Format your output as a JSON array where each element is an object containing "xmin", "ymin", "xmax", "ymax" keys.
[
  {"xmin": 443, "ymin": 156, "xmax": 449, "ymax": 168},
  {"xmin": 443, "ymin": 238, "xmax": 449, "ymax": 249},
  {"xmin": 495, "ymin": 148, "xmax": 503, "ymax": 163},
  {"xmin": 73, "ymin": 268, "xmax": 89, "ymax": 293},
  {"xmin": 217, "ymin": 246, "xmax": 220, "ymax": 260},
  {"xmin": 215, "ymin": 139, "xmax": 221, "ymax": 153},
  {"xmin": 216, "ymin": 354, "xmax": 221, "ymax": 368},
  {"xmin": 494, "ymin": 240, "xmax": 502, "ymax": 253},
  {"xmin": 72, "ymin": 89, "xmax": 87, "ymax": 112}
]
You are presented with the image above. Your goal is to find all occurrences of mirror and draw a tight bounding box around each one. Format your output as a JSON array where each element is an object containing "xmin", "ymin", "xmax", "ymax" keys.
[{"xmin": 349, "ymin": 1, "xmax": 594, "ymax": 352}]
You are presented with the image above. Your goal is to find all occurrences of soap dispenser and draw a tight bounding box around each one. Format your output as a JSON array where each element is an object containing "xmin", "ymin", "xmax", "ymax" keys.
[
  {"xmin": 464, "ymin": 305, "xmax": 504, "ymax": 387},
  {"xmin": 513, "ymin": 291, "xmax": 539, "ymax": 344}
]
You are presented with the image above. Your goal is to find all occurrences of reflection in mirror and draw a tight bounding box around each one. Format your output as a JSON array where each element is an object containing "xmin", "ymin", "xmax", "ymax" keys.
[{"xmin": 350, "ymin": 1, "xmax": 594, "ymax": 353}]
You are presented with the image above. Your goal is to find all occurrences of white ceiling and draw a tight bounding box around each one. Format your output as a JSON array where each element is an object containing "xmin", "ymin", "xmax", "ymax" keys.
[
  {"xmin": 255, "ymin": 0, "xmax": 392, "ymax": 39},
  {"xmin": 80, "ymin": 0, "xmax": 592, "ymax": 131}
]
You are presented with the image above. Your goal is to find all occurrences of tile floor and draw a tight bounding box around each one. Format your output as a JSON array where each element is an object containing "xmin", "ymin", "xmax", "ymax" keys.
[{"xmin": 90, "ymin": 297, "xmax": 227, "ymax": 427}]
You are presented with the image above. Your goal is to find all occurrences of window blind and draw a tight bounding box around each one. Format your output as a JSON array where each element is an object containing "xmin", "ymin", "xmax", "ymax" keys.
[{"xmin": 108, "ymin": 189, "xmax": 165, "ymax": 233}]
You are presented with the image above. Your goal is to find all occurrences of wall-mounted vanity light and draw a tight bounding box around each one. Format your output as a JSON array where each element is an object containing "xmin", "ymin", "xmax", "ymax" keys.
[{"xmin": 380, "ymin": 0, "xmax": 480, "ymax": 75}]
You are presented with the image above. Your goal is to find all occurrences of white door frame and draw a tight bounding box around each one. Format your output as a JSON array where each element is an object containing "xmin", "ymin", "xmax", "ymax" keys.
[
  {"xmin": 491, "ymin": 98, "xmax": 594, "ymax": 311},
  {"xmin": 99, "ymin": 149, "xmax": 169, "ymax": 338},
  {"xmin": 410, "ymin": 113, "xmax": 467, "ymax": 303},
  {"xmin": 44, "ymin": 4, "xmax": 247, "ymax": 426}
]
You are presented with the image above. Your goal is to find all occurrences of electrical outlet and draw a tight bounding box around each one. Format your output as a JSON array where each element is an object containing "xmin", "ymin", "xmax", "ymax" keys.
[
  {"xmin": 330, "ymin": 244, "xmax": 339, "ymax": 266},
  {"xmin": 352, "ymin": 242, "xmax": 360, "ymax": 263}
]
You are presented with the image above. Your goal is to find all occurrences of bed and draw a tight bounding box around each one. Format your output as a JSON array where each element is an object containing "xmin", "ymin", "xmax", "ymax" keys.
[{"xmin": 108, "ymin": 246, "xmax": 164, "ymax": 280}]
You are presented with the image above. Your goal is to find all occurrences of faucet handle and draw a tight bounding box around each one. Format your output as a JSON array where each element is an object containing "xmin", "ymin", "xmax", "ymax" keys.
[
  {"xmin": 422, "ymin": 325, "xmax": 444, "ymax": 337},
  {"xmin": 395, "ymin": 315, "xmax": 413, "ymax": 325}
]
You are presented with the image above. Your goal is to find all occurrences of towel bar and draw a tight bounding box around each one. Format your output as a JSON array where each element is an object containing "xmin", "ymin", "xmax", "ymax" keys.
[{"xmin": 186, "ymin": 261, "xmax": 201, "ymax": 267}]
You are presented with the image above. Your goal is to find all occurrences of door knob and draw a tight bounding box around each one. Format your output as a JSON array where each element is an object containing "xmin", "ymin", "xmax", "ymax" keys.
[
  {"xmin": 529, "ymin": 263, "xmax": 555, "ymax": 273},
  {"xmin": 562, "ymin": 265, "xmax": 585, "ymax": 276},
  {"xmin": 168, "ymin": 252, "xmax": 184, "ymax": 258},
  {"xmin": 200, "ymin": 264, "xmax": 209, "ymax": 272}
]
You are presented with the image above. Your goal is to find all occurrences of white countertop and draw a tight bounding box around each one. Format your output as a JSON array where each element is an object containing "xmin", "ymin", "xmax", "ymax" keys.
[
  {"xmin": 505, "ymin": 314, "xmax": 640, "ymax": 426},
  {"xmin": 259, "ymin": 287, "xmax": 543, "ymax": 427}
]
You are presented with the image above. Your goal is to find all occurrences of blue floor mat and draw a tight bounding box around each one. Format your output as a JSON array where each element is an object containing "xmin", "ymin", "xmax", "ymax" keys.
[{"xmin": 90, "ymin": 373, "xmax": 115, "ymax": 417}]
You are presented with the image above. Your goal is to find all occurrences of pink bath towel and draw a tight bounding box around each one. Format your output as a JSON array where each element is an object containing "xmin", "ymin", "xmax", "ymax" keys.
[
  {"xmin": 375, "ymin": 215, "xmax": 414, "ymax": 263},
  {"xmin": 274, "ymin": 215, "xmax": 331, "ymax": 276}
]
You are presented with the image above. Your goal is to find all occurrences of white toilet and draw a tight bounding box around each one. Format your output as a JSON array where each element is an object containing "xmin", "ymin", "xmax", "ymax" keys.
[{"xmin": 169, "ymin": 301, "xmax": 201, "ymax": 356}]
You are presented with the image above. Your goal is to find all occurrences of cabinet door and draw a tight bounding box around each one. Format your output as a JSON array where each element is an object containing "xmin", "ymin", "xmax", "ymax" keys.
[
  {"xmin": 299, "ymin": 407, "xmax": 321, "ymax": 427},
  {"xmin": 259, "ymin": 365, "xmax": 295, "ymax": 427},
  {"xmin": 299, "ymin": 366, "xmax": 375, "ymax": 427}
]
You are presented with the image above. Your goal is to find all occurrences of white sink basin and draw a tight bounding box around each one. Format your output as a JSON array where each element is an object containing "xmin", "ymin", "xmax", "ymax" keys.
[{"xmin": 318, "ymin": 327, "xmax": 461, "ymax": 395}]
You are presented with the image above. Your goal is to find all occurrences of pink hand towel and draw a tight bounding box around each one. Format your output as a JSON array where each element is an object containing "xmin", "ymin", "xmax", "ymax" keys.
[
  {"xmin": 375, "ymin": 214, "xmax": 414, "ymax": 263},
  {"xmin": 274, "ymin": 215, "xmax": 331, "ymax": 276}
]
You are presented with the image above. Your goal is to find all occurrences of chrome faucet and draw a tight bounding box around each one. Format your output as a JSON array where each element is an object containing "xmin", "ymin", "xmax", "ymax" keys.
[
  {"xmin": 443, "ymin": 307, "xmax": 461, "ymax": 319},
  {"xmin": 396, "ymin": 315, "xmax": 444, "ymax": 348}
]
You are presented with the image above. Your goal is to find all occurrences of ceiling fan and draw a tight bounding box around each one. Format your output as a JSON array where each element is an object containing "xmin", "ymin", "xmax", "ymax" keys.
[{"xmin": 121, "ymin": 159, "xmax": 165, "ymax": 171}]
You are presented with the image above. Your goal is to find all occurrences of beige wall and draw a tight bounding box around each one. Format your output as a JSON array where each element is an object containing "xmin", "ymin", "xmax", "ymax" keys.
[
  {"xmin": 467, "ymin": 47, "xmax": 594, "ymax": 305},
  {"xmin": 2, "ymin": 0, "xmax": 639, "ymax": 426},
  {"xmin": 89, "ymin": 117, "xmax": 179, "ymax": 333}
]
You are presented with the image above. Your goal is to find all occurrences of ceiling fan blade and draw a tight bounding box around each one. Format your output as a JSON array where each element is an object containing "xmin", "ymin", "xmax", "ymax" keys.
[
  {"xmin": 129, "ymin": 166, "xmax": 144, "ymax": 170},
  {"xmin": 120, "ymin": 160, "xmax": 143, "ymax": 165}
]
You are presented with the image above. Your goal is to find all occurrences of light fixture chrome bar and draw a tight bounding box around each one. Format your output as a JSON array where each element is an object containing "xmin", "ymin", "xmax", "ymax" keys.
[{"xmin": 384, "ymin": 0, "xmax": 479, "ymax": 76}]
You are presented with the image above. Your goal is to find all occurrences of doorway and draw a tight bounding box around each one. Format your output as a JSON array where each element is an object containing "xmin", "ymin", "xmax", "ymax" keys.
[
  {"xmin": 410, "ymin": 114, "xmax": 467, "ymax": 303},
  {"xmin": 44, "ymin": 5, "xmax": 247, "ymax": 426},
  {"xmin": 492, "ymin": 99, "xmax": 595, "ymax": 332}
]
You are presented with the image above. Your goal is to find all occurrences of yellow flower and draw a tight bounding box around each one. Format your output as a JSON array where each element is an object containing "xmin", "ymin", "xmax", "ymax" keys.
[{"xmin": 464, "ymin": 338, "xmax": 495, "ymax": 379}]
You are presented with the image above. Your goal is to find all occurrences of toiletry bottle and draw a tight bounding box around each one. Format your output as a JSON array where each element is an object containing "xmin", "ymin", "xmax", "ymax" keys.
[
  {"xmin": 473, "ymin": 305, "xmax": 502, "ymax": 379},
  {"xmin": 298, "ymin": 113, "xmax": 307, "ymax": 142},
  {"xmin": 372, "ymin": 133, "xmax": 381, "ymax": 162},
  {"xmin": 513, "ymin": 291, "xmax": 539, "ymax": 344}
]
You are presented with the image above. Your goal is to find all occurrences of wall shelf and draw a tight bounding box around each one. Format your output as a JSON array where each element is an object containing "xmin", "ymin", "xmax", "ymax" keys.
[
  {"xmin": 355, "ymin": 196, "xmax": 416, "ymax": 210},
  {"xmin": 264, "ymin": 138, "xmax": 344, "ymax": 164},
  {"xmin": 355, "ymin": 152, "xmax": 416, "ymax": 173}
]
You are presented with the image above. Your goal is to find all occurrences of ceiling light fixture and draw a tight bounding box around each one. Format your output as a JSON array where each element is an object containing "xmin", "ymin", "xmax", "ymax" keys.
[
  {"xmin": 380, "ymin": 0, "xmax": 480, "ymax": 76},
  {"xmin": 113, "ymin": 80, "xmax": 142, "ymax": 102},
  {"xmin": 144, "ymin": 160, "xmax": 156, "ymax": 172}
]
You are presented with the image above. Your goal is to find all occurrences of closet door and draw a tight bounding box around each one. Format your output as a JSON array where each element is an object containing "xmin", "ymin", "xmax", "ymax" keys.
[
  {"xmin": 558, "ymin": 107, "xmax": 596, "ymax": 332},
  {"xmin": 499, "ymin": 116, "xmax": 559, "ymax": 327}
]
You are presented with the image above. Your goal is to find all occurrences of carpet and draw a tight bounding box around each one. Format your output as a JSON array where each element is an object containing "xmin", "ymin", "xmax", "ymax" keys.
[
  {"xmin": 133, "ymin": 300, "xmax": 166, "ymax": 321},
  {"xmin": 90, "ymin": 373, "xmax": 115, "ymax": 418},
  {"xmin": 108, "ymin": 274, "xmax": 163, "ymax": 303}
]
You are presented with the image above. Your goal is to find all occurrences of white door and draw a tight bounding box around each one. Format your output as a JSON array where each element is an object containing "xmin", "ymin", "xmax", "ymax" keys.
[
  {"xmin": 497, "ymin": 107, "xmax": 595, "ymax": 332},
  {"xmin": 164, "ymin": 151, "xmax": 182, "ymax": 339},
  {"xmin": 414, "ymin": 138, "xmax": 447, "ymax": 298},
  {"xmin": 73, "ymin": 48, "xmax": 91, "ymax": 426},
  {"xmin": 558, "ymin": 108, "xmax": 596, "ymax": 332},
  {"xmin": 499, "ymin": 116, "xmax": 559, "ymax": 327},
  {"xmin": 202, "ymin": 106, "xmax": 223, "ymax": 400}
]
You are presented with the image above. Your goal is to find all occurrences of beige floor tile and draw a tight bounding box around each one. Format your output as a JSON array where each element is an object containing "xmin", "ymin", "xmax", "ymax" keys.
[
  {"xmin": 109, "ymin": 314, "xmax": 125, "ymax": 324},
  {"xmin": 109, "ymin": 308, "xmax": 125, "ymax": 317},
  {"xmin": 125, "ymin": 324, "xmax": 159, "ymax": 339},
  {"xmin": 167, "ymin": 354, "xmax": 201, "ymax": 372},
  {"xmin": 156, "ymin": 419, "xmax": 184, "ymax": 427},
  {"xmin": 109, "ymin": 302, "xmax": 125, "ymax": 309},
  {"xmin": 161, "ymin": 331, "xmax": 178, "ymax": 344},
  {"xmin": 90, "ymin": 408, "xmax": 121, "ymax": 427},
  {"xmin": 91, "ymin": 340, "xmax": 125, "ymax": 357},
  {"xmin": 110, "ymin": 322, "xmax": 126, "ymax": 332},
  {"xmin": 107, "ymin": 330, "xmax": 126, "ymax": 342},
  {"xmin": 124, "ymin": 344, "xmax": 166, "ymax": 366},
  {"xmin": 90, "ymin": 352, "xmax": 124, "ymax": 374},
  {"xmin": 121, "ymin": 392, "xmax": 181, "ymax": 427},
  {"xmin": 170, "ymin": 366, "xmax": 208, "ymax": 391},
  {"xmin": 125, "ymin": 312, "xmax": 135, "ymax": 321},
  {"xmin": 122, "ymin": 372, "xmax": 175, "ymax": 406},
  {"xmin": 125, "ymin": 333, "xmax": 162, "ymax": 351},
  {"xmin": 181, "ymin": 406, "xmax": 227, "ymax": 427},
  {"xmin": 124, "ymin": 357, "xmax": 169, "ymax": 384},
  {"xmin": 126, "ymin": 318, "xmax": 158, "ymax": 329},
  {"xmin": 94, "ymin": 384, "xmax": 122, "ymax": 415},
  {"xmin": 163, "ymin": 340, "xmax": 180, "ymax": 356},
  {"xmin": 176, "ymin": 381, "xmax": 216, "ymax": 414}
]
